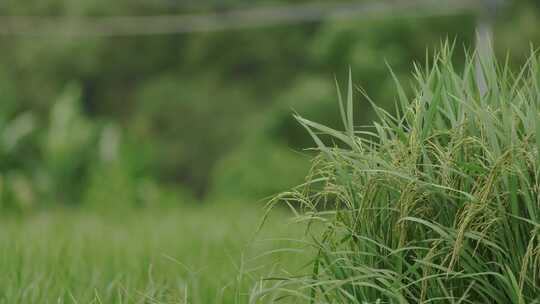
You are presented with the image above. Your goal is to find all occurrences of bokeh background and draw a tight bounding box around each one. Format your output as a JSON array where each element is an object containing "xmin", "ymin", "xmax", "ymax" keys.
[{"xmin": 0, "ymin": 0, "xmax": 538, "ymax": 210}]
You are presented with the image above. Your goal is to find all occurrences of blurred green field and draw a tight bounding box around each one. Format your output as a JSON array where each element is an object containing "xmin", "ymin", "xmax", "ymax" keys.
[{"xmin": 0, "ymin": 203, "xmax": 305, "ymax": 303}]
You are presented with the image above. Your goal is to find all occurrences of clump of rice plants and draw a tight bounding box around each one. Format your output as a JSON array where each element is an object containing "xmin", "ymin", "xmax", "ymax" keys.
[{"xmin": 264, "ymin": 45, "xmax": 540, "ymax": 303}]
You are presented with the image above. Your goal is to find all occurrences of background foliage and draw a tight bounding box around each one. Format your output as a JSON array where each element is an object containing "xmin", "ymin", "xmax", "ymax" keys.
[{"xmin": 0, "ymin": 0, "xmax": 539, "ymax": 211}]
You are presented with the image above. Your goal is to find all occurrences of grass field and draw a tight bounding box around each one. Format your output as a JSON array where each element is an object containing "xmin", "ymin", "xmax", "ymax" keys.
[{"xmin": 0, "ymin": 203, "xmax": 305, "ymax": 303}]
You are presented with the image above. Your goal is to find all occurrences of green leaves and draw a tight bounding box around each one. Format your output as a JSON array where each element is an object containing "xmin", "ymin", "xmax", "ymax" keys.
[{"xmin": 271, "ymin": 47, "xmax": 540, "ymax": 303}]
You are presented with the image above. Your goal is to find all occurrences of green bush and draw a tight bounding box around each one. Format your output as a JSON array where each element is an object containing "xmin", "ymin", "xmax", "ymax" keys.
[
  {"xmin": 83, "ymin": 125, "xmax": 196, "ymax": 210},
  {"xmin": 263, "ymin": 46, "xmax": 540, "ymax": 302},
  {"xmin": 0, "ymin": 112, "xmax": 37, "ymax": 211},
  {"xmin": 131, "ymin": 75, "xmax": 255, "ymax": 196},
  {"xmin": 43, "ymin": 83, "xmax": 98, "ymax": 203},
  {"xmin": 209, "ymin": 138, "xmax": 310, "ymax": 201},
  {"xmin": 209, "ymin": 76, "xmax": 335, "ymax": 201}
]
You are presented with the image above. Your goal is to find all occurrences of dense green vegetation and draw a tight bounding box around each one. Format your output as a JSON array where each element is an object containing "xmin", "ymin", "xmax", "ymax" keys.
[
  {"xmin": 2, "ymin": 1, "xmax": 540, "ymax": 303},
  {"xmin": 267, "ymin": 46, "xmax": 540, "ymax": 302},
  {"xmin": 2, "ymin": 0, "xmax": 539, "ymax": 208},
  {"xmin": 0, "ymin": 203, "xmax": 306, "ymax": 303}
]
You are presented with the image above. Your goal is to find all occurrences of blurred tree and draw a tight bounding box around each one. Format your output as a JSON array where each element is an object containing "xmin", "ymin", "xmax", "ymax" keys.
[{"xmin": 0, "ymin": 0, "xmax": 538, "ymax": 205}]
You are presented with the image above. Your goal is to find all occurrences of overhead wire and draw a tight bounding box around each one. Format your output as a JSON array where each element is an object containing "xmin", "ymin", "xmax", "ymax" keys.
[{"xmin": 0, "ymin": 0, "xmax": 481, "ymax": 36}]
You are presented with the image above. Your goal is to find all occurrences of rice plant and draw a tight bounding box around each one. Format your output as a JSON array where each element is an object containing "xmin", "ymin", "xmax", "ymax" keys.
[{"xmin": 264, "ymin": 45, "xmax": 540, "ymax": 303}]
